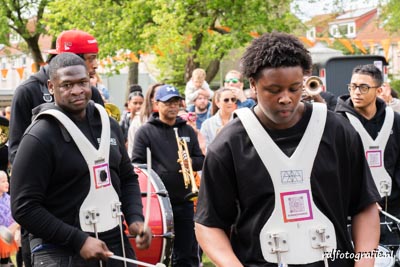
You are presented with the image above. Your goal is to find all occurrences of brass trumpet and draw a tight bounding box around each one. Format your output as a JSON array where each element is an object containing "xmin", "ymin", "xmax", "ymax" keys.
[
  {"xmin": 173, "ymin": 127, "xmax": 199, "ymax": 201},
  {"xmin": 104, "ymin": 103, "xmax": 121, "ymax": 122},
  {"xmin": 303, "ymin": 76, "xmax": 323, "ymax": 96}
]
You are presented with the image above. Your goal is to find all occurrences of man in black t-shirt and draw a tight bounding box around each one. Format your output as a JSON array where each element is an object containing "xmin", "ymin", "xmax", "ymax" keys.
[{"xmin": 195, "ymin": 32, "xmax": 380, "ymax": 267}]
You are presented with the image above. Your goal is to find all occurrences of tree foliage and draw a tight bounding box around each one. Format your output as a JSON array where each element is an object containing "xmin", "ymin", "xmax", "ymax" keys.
[
  {"xmin": 0, "ymin": 0, "xmax": 51, "ymax": 67},
  {"xmin": 142, "ymin": 0, "xmax": 301, "ymax": 86},
  {"xmin": 381, "ymin": 0, "xmax": 400, "ymax": 34},
  {"xmin": 44, "ymin": 0, "xmax": 302, "ymax": 88}
]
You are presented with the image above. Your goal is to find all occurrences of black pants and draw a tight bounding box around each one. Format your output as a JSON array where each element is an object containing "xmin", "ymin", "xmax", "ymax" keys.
[{"xmin": 21, "ymin": 228, "xmax": 32, "ymax": 267}]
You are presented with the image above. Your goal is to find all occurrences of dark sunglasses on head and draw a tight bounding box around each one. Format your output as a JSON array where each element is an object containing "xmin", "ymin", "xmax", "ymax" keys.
[
  {"xmin": 223, "ymin": 97, "xmax": 237, "ymax": 103},
  {"xmin": 224, "ymin": 78, "xmax": 240, "ymax": 84}
]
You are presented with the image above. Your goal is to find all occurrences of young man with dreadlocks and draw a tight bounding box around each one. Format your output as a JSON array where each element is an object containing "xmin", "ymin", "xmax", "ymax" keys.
[{"xmin": 194, "ymin": 32, "xmax": 380, "ymax": 267}]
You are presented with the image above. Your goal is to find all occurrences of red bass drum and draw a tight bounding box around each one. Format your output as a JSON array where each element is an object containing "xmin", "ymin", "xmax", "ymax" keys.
[{"xmin": 129, "ymin": 165, "xmax": 174, "ymax": 266}]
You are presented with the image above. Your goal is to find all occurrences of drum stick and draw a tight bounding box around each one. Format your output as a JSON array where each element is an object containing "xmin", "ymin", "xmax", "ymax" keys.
[
  {"xmin": 377, "ymin": 204, "xmax": 400, "ymax": 224},
  {"xmin": 144, "ymin": 147, "xmax": 152, "ymax": 231},
  {"xmin": 109, "ymin": 254, "xmax": 166, "ymax": 267}
]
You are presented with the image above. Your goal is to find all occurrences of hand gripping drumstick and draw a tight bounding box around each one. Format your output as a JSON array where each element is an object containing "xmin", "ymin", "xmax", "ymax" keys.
[
  {"xmin": 136, "ymin": 148, "xmax": 152, "ymax": 244},
  {"xmin": 115, "ymin": 148, "xmax": 155, "ymax": 266},
  {"xmin": 377, "ymin": 203, "xmax": 400, "ymax": 224},
  {"xmin": 109, "ymin": 254, "xmax": 166, "ymax": 267},
  {"xmin": 144, "ymin": 147, "xmax": 152, "ymax": 232}
]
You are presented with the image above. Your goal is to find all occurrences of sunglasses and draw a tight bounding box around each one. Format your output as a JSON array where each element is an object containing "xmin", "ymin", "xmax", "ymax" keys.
[
  {"xmin": 223, "ymin": 97, "xmax": 237, "ymax": 103},
  {"xmin": 224, "ymin": 78, "xmax": 240, "ymax": 84}
]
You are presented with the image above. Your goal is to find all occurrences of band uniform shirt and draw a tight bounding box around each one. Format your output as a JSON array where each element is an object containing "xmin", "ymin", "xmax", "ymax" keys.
[
  {"xmin": 195, "ymin": 103, "xmax": 380, "ymax": 267},
  {"xmin": 11, "ymin": 101, "xmax": 142, "ymax": 252}
]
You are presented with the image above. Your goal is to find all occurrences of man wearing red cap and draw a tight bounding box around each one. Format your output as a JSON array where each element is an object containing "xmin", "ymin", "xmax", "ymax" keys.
[{"xmin": 8, "ymin": 29, "xmax": 104, "ymax": 267}]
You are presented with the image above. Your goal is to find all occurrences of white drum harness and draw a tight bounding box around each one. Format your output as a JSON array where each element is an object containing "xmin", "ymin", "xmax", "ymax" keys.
[
  {"xmin": 236, "ymin": 104, "xmax": 336, "ymax": 266},
  {"xmin": 36, "ymin": 104, "xmax": 121, "ymax": 234},
  {"xmin": 346, "ymin": 107, "xmax": 394, "ymax": 199}
]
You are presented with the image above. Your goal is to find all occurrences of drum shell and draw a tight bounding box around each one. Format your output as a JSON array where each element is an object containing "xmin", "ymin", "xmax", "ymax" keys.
[
  {"xmin": 375, "ymin": 245, "xmax": 395, "ymax": 267},
  {"xmin": 128, "ymin": 165, "xmax": 174, "ymax": 266}
]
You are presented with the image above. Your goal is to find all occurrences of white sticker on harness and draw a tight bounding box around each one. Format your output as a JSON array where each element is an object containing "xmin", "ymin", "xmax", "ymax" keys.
[{"xmin": 366, "ymin": 150, "xmax": 382, "ymax": 167}]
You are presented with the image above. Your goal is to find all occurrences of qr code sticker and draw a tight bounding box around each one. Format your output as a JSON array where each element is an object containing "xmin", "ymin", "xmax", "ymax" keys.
[
  {"xmin": 289, "ymin": 196, "xmax": 305, "ymax": 213},
  {"xmin": 280, "ymin": 190, "xmax": 313, "ymax": 222}
]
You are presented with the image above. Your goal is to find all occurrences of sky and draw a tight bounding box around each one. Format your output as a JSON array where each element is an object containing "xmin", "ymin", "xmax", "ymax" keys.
[{"xmin": 291, "ymin": 0, "xmax": 385, "ymax": 21}]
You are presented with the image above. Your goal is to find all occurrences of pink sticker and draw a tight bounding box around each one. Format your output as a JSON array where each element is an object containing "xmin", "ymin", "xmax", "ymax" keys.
[
  {"xmin": 93, "ymin": 163, "xmax": 111, "ymax": 189},
  {"xmin": 280, "ymin": 189, "xmax": 313, "ymax": 223}
]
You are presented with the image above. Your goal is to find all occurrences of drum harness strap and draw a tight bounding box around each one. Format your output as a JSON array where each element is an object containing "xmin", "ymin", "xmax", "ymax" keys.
[
  {"xmin": 346, "ymin": 107, "xmax": 393, "ymax": 203},
  {"xmin": 235, "ymin": 103, "xmax": 336, "ymax": 267},
  {"xmin": 35, "ymin": 104, "xmax": 128, "ymax": 266}
]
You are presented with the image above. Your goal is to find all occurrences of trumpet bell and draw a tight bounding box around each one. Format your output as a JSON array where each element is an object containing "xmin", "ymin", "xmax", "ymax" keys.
[
  {"xmin": 184, "ymin": 191, "xmax": 198, "ymax": 202},
  {"xmin": 105, "ymin": 103, "xmax": 121, "ymax": 122},
  {"xmin": 304, "ymin": 76, "xmax": 323, "ymax": 96},
  {"xmin": 0, "ymin": 117, "xmax": 9, "ymax": 148}
]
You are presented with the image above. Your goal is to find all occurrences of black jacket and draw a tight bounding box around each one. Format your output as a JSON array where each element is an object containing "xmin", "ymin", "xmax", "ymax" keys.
[
  {"xmin": 11, "ymin": 101, "xmax": 142, "ymax": 252},
  {"xmin": 9, "ymin": 66, "xmax": 104, "ymax": 164},
  {"xmin": 131, "ymin": 113, "xmax": 204, "ymax": 204},
  {"xmin": 336, "ymin": 95, "xmax": 400, "ymax": 215}
]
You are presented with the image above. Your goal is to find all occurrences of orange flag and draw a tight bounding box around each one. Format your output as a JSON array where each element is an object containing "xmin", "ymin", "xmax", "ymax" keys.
[
  {"xmin": 381, "ymin": 39, "xmax": 391, "ymax": 61},
  {"xmin": 31, "ymin": 63, "xmax": 37, "ymax": 73},
  {"xmin": 129, "ymin": 52, "xmax": 139, "ymax": 63},
  {"xmin": 338, "ymin": 39, "xmax": 354, "ymax": 54},
  {"xmin": 353, "ymin": 39, "xmax": 367, "ymax": 54},
  {"xmin": 1, "ymin": 69, "xmax": 8, "ymax": 79},
  {"xmin": 299, "ymin": 36, "xmax": 315, "ymax": 47},
  {"xmin": 16, "ymin": 67, "xmax": 25, "ymax": 79}
]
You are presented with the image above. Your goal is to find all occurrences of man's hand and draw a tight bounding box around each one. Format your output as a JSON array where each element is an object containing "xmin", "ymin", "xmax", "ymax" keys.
[
  {"xmin": 80, "ymin": 236, "xmax": 113, "ymax": 261},
  {"xmin": 229, "ymin": 88, "xmax": 247, "ymax": 102},
  {"xmin": 129, "ymin": 221, "xmax": 152, "ymax": 249}
]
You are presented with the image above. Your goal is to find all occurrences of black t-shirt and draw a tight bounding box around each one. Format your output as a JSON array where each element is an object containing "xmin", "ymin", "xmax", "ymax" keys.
[{"xmin": 195, "ymin": 104, "xmax": 380, "ymax": 267}]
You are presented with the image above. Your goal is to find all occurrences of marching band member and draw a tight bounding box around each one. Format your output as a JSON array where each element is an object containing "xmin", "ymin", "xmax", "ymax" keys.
[
  {"xmin": 195, "ymin": 32, "xmax": 380, "ymax": 267},
  {"xmin": 11, "ymin": 53, "xmax": 151, "ymax": 266},
  {"xmin": 336, "ymin": 64, "xmax": 400, "ymax": 246},
  {"xmin": 132, "ymin": 84, "xmax": 204, "ymax": 267}
]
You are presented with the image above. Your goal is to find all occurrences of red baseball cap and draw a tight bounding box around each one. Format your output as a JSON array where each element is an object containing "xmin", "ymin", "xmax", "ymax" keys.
[{"xmin": 47, "ymin": 30, "xmax": 99, "ymax": 55}]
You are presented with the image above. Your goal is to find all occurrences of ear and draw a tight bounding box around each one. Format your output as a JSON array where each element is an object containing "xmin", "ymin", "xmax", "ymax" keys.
[
  {"xmin": 376, "ymin": 86, "xmax": 383, "ymax": 96},
  {"xmin": 249, "ymin": 78, "xmax": 256, "ymax": 92},
  {"xmin": 47, "ymin": 80, "xmax": 54, "ymax": 95}
]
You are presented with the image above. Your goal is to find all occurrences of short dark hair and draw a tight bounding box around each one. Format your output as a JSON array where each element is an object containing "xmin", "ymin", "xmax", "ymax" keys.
[
  {"xmin": 352, "ymin": 64, "xmax": 383, "ymax": 87},
  {"xmin": 48, "ymin": 52, "xmax": 87, "ymax": 80},
  {"xmin": 240, "ymin": 32, "xmax": 312, "ymax": 81}
]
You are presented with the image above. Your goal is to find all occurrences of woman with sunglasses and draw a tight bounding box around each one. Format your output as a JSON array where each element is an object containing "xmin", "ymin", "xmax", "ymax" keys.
[{"xmin": 200, "ymin": 88, "xmax": 237, "ymax": 149}]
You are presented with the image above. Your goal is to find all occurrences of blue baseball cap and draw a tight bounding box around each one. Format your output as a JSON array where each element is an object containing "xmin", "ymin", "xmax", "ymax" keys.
[{"xmin": 155, "ymin": 84, "xmax": 183, "ymax": 102}]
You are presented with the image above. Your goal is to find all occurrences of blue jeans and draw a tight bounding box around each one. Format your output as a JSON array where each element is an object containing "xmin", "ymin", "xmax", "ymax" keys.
[
  {"xmin": 32, "ymin": 238, "xmax": 136, "ymax": 267},
  {"xmin": 171, "ymin": 202, "xmax": 199, "ymax": 267}
]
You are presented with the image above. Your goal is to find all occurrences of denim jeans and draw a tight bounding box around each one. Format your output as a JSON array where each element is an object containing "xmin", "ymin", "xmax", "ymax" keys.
[
  {"xmin": 171, "ymin": 202, "xmax": 199, "ymax": 267},
  {"xmin": 32, "ymin": 238, "xmax": 136, "ymax": 267}
]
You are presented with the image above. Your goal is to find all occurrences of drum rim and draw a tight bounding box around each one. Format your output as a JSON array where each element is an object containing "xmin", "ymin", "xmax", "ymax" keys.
[{"xmin": 135, "ymin": 165, "xmax": 174, "ymax": 264}]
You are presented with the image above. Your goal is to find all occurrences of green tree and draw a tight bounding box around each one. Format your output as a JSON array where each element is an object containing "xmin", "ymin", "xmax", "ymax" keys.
[
  {"xmin": 45, "ymin": 0, "xmax": 301, "ymax": 89},
  {"xmin": 0, "ymin": 0, "xmax": 51, "ymax": 69},
  {"xmin": 381, "ymin": 0, "xmax": 400, "ymax": 34},
  {"xmin": 143, "ymin": 0, "xmax": 301, "ymax": 87},
  {"xmin": 45, "ymin": 0, "xmax": 154, "ymax": 96}
]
